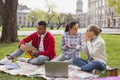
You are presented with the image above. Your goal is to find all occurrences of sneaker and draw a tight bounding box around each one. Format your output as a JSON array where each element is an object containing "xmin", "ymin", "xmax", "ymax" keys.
[
  {"xmin": 92, "ymin": 69, "xmax": 101, "ymax": 75},
  {"xmin": 0, "ymin": 56, "xmax": 12, "ymax": 65},
  {"xmin": 18, "ymin": 57, "xmax": 30, "ymax": 63}
]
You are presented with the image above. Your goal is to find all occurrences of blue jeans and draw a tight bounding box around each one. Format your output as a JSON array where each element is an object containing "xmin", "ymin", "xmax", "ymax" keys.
[
  {"xmin": 28, "ymin": 55, "xmax": 49, "ymax": 65},
  {"xmin": 72, "ymin": 57, "xmax": 106, "ymax": 72},
  {"xmin": 51, "ymin": 54, "xmax": 74, "ymax": 64},
  {"xmin": 10, "ymin": 48, "xmax": 49, "ymax": 65}
]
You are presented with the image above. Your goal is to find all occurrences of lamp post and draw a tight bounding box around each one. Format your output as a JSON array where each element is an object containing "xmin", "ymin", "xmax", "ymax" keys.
[
  {"xmin": 31, "ymin": 16, "xmax": 34, "ymax": 27},
  {"xmin": 79, "ymin": 14, "xmax": 81, "ymax": 27}
]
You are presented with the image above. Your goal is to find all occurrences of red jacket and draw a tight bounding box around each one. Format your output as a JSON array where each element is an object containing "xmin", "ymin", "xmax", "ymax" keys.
[{"xmin": 19, "ymin": 31, "xmax": 56, "ymax": 60}]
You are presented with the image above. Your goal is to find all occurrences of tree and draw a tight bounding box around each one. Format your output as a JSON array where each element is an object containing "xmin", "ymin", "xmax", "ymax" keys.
[
  {"xmin": 0, "ymin": 0, "xmax": 18, "ymax": 43},
  {"xmin": 65, "ymin": 13, "xmax": 74, "ymax": 22},
  {"xmin": 57, "ymin": 13, "xmax": 66, "ymax": 29},
  {"xmin": 105, "ymin": 0, "xmax": 120, "ymax": 14},
  {"xmin": 27, "ymin": 9, "xmax": 46, "ymax": 27},
  {"xmin": 44, "ymin": 0, "xmax": 57, "ymax": 29},
  {"xmin": 105, "ymin": 0, "xmax": 120, "ymax": 27}
]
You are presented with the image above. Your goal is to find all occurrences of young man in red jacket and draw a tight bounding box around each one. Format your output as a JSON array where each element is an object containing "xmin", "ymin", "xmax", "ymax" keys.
[{"xmin": 0, "ymin": 21, "xmax": 56, "ymax": 65}]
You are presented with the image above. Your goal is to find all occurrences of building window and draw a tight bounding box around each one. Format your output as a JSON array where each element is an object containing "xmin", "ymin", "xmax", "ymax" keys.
[
  {"xmin": 19, "ymin": 21, "xmax": 21, "ymax": 25},
  {"xmin": 19, "ymin": 16, "xmax": 21, "ymax": 20},
  {"xmin": 24, "ymin": 16, "xmax": 26, "ymax": 20}
]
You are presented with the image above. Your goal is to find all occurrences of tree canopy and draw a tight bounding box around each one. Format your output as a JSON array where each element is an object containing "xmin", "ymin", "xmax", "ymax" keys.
[{"xmin": 105, "ymin": 0, "xmax": 120, "ymax": 14}]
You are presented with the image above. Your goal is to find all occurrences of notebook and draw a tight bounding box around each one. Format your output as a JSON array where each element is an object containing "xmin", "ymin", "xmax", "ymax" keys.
[
  {"xmin": 20, "ymin": 45, "xmax": 37, "ymax": 51},
  {"xmin": 45, "ymin": 61, "xmax": 68, "ymax": 78}
]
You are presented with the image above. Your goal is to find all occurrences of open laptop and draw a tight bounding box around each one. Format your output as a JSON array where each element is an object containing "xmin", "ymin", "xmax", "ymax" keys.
[{"xmin": 45, "ymin": 61, "xmax": 68, "ymax": 78}]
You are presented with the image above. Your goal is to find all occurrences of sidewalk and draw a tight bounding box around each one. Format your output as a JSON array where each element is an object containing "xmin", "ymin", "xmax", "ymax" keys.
[{"xmin": 0, "ymin": 28, "xmax": 120, "ymax": 36}]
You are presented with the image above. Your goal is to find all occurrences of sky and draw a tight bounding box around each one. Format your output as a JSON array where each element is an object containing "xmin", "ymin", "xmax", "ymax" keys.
[{"xmin": 18, "ymin": 0, "xmax": 88, "ymax": 14}]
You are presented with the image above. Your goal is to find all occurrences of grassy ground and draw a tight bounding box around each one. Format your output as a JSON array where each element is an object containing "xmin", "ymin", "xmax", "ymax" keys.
[{"xmin": 0, "ymin": 34, "xmax": 120, "ymax": 79}]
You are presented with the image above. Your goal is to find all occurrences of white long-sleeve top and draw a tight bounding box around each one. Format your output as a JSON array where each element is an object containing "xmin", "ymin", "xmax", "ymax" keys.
[{"xmin": 83, "ymin": 36, "xmax": 107, "ymax": 64}]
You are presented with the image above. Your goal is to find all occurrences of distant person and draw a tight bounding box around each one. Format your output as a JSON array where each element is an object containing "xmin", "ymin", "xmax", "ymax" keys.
[
  {"xmin": 0, "ymin": 21, "xmax": 56, "ymax": 65},
  {"xmin": 52, "ymin": 21, "xmax": 83, "ymax": 63},
  {"xmin": 72, "ymin": 24, "xmax": 107, "ymax": 73}
]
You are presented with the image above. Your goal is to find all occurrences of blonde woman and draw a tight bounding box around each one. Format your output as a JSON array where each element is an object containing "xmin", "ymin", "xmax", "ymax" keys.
[{"xmin": 72, "ymin": 24, "xmax": 107, "ymax": 73}]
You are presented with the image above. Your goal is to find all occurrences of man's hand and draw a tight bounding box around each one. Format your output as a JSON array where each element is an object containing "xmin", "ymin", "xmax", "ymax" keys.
[
  {"xmin": 20, "ymin": 44, "xmax": 26, "ymax": 49},
  {"xmin": 31, "ymin": 50, "xmax": 39, "ymax": 57},
  {"xmin": 32, "ymin": 50, "xmax": 39, "ymax": 54}
]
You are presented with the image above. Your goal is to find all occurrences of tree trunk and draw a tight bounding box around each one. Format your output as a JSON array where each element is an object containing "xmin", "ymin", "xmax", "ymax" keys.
[{"xmin": 0, "ymin": 0, "xmax": 19, "ymax": 43}]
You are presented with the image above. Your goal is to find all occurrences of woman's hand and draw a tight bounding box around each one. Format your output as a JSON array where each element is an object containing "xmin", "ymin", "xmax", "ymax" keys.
[
  {"xmin": 76, "ymin": 45, "xmax": 82, "ymax": 50},
  {"xmin": 66, "ymin": 44, "xmax": 71, "ymax": 48},
  {"xmin": 84, "ymin": 33, "xmax": 91, "ymax": 42}
]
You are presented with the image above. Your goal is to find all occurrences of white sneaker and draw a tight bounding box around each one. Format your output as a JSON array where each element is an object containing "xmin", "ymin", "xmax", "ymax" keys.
[
  {"xmin": 18, "ymin": 57, "xmax": 30, "ymax": 62},
  {"xmin": 92, "ymin": 69, "xmax": 101, "ymax": 75},
  {"xmin": 0, "ymin": 56, "xmax": 12, "ymax": 65}
]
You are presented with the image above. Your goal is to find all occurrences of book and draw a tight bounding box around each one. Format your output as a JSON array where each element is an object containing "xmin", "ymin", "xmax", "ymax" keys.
[{"xmin": 20, "ymin": 45, "xmax": 37, "ymax": 51}]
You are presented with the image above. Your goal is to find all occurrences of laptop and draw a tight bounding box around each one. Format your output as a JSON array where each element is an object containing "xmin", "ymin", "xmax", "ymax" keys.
[{"xmin": 45, "ymin": 61, "xmax": 68, "ymax": 78}]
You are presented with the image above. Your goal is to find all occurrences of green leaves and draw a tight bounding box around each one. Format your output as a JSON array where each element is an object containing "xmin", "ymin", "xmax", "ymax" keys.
[{"xmin": 105, "ymin": 0, "xmax": 120, "ymax": 14}]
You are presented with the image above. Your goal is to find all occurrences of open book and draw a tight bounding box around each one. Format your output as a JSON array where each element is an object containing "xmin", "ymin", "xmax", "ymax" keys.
[{"xmin": 20, "ymin": 45, "xmax": 37, "ymax": 51}]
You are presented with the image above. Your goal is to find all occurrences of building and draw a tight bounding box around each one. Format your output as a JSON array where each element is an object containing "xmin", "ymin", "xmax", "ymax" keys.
[
  {"xmin": 76, "ymin": 0, "xmax": 83, "ymax": 15},
  {"xmin": 76, "ymin": 0, "xmax": 120, "ymax": 28},
  {"xmin": 76, "ymin": 0, "xmax": 88, "ymax": 27},
  {"xmin": 88, "ymin": 0, "xmax": 112, "ymax": 27},
  {"xmin": 17, "ymin": 4, "xmax": 31, "ymax": 27},
  {"xmin": 76, "ymin": 0, "xmax": 83, "ymax": 27},
  {"xmin": 88, "ymin": 0, "xmax": 120, "ymax": 28}
]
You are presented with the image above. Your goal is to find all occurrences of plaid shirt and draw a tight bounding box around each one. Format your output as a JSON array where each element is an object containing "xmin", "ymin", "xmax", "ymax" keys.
[{"xmin": 61, "ymin": 32, "xmax": 84, "ymax": 58}]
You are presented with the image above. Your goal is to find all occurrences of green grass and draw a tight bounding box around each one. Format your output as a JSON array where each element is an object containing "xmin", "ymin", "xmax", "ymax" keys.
[
  {"xmin": 0, "ymin": 34, "xmax": 120, "ymax": 79},
  {"xmin": 0, "ymin": 73, "xmax": 45, "ymax": 80},
  {"xmin": 101, "ymin": 34, "xmax": 120, "ymax": 68}
]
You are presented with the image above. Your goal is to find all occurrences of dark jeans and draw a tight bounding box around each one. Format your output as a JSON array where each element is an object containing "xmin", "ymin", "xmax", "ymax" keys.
[{"xmin": 72, "ymin": 57, "xmax": 106, "ymax": 72}]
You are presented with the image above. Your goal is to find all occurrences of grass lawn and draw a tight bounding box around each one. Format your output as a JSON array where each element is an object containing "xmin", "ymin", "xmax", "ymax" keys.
[{"xmin": 0, "ymin": 34, "xmax": 120, "ymax": 79}]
